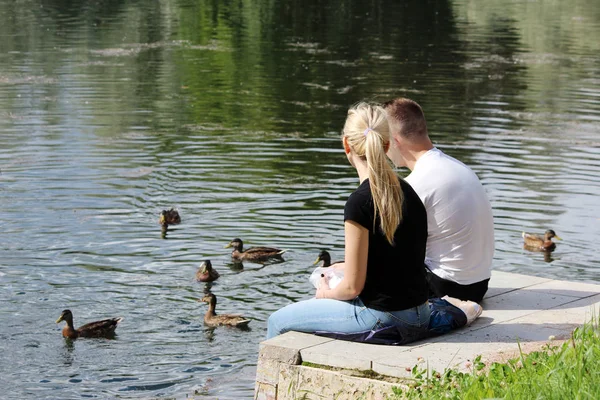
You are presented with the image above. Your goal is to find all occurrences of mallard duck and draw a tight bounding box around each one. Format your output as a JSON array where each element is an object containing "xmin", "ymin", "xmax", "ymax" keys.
[
  {"xmin": 199, "ymin": 293, "xmax": 250, "ymax": 328},
  {"xmin": 159, "ymin": 208, "xmax": 181, "ymax": 226},
  {"xmin": 56, "ymin": 309, "xmax": 123, "ymax": 339},
  {"xmin": 225, "ymin": 238, "xmax": 286, "ymax": 262},
  {"xmin": 522, "ymin": 229, "xmax": 562, "ymax": 251},
  {"xmin": 196, "ymin": 260, "xmax": 220, "ymax": 282},
  {"xmin": 314, "ymin": 250, "xmax": 344, "ymax": 268}
]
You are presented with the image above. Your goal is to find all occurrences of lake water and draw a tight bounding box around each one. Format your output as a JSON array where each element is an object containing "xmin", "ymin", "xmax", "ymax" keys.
[{"xmin": 1, "ymin": 0, "xmax": 599, "ymax": 398}]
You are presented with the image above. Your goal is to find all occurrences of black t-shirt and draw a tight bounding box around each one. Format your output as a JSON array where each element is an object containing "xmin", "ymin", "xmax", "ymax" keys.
[{"xmin": 344, "ymin": 178, "xmax": 428, "ymax": 311}]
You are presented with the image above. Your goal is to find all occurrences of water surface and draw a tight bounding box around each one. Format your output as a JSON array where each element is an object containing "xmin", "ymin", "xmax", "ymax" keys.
[{"xmin": 1, "ymin": 0, "xmax": 599, "ymax": 398}]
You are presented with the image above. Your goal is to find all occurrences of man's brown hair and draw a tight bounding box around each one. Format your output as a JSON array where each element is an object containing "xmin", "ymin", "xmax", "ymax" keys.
[{"xmin": 383, "ymin": 98, "xmax": 428, "ymax": 139}]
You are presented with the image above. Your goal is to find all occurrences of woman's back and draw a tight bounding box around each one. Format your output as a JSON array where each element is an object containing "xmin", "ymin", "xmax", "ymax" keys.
[{"xmin": 345, "ymin": 178, "xmax": 428, "ymax": 311}]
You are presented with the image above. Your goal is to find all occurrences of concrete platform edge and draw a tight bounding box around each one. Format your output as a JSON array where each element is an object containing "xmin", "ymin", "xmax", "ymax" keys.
[{"xmin": 254, "ymin": 272, "xmax": 600, "ymax": 399}]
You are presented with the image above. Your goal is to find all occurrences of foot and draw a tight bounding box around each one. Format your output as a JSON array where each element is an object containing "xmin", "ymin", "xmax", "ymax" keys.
[{"xmin": 442, "ymin": 296, "xmax": 483, "ymax": 325}]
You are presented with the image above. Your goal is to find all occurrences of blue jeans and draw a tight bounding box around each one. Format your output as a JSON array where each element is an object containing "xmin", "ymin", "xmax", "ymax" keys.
[{"xmin": 267, "ymin": 297, "xmax": 431, "ymax": 339}]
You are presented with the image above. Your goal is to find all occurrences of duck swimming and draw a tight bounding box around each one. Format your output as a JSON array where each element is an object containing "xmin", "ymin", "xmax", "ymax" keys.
[
  {"xmin": 314, "ymin": 250, "xmax": 344, "ymax": 268},
  {"xmin": 225, "ymin": 238, "xmax": 286, "ymax": 262},
  {"xmin": 196, "ymin": 260, "xmax": 220, "ymax": 282},
  {"xmin": 199, "ymin": 293, "xmax": 250, "ymax": 328},
  {"xmin": 56, "ymin": 309, "xmax": 123, "ymax": 339},
  {"xmin": 522, "ymin": 229, "xmax": 562, "ymax": 251},
  {"xmin": 159, "ymin": 208, "xmax": 181, "ymax": 226}
]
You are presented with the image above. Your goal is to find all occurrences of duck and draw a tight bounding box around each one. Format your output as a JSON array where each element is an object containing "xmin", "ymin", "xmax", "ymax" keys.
[
  {"xmin": 314, "ymin": 250, "xmax": 343, "ymax": 268},
  {"xmin": 196, "ymin": 260, "xmax": 220, "ymax": 282},
  {"xmin": 199, "ymin": 293, "xmax": 250, "ymax": 328},
  {"xmin": 225, "ymin": 238, "xmax": 286, "ymax": 262},
  {"xmin": 159, "ymin": 208, "xmax": 181, "ymax": 227},
  {"xmin": 56, "ymin": 309, "xmax": 123, "ymax": 339},
  {"xmin": 522, "ymin": 229, "xmax": 562, "ymax": 251}
]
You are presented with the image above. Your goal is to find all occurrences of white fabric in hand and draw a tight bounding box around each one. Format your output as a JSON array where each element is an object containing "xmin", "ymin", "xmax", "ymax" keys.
[{"xmin": 309, "ymin": 266, "xmax": 344, "ymax": 289}]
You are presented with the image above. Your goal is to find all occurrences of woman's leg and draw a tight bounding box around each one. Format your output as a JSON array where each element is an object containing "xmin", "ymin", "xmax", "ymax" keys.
[
  {"xmin": 267, "ymin": 297, "xmax": 377, "ymax": 339},
  {"xmin": 382, "ymin": 302, "xmax": 431, "ymax": 328},
  {"xmin": 363, "ymin": 302, "xmax": 431, "ymax": 344}
]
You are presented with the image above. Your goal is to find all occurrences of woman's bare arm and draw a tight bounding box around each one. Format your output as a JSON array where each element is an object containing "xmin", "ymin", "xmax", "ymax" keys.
[{"xmin": 316, "ymin": 220, "xmax": 368, "ymax": 300}]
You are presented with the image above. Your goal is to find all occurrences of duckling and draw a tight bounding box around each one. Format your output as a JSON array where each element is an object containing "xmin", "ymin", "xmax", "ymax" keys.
[
  {"xmin": 225, "ymin": 238, "xmax": 286, "ymax": 262},
  {"xmin": 159, "ymin": 208, "xmax": 181, "ymax": 227},
  {"xmin": 522, "ymin": 229, "xmax": 562, "ymax": 251},
  {"xmin": 56, "ymin": 309, "xmax": 123, "ymax": 339},
  {"xmin": 199, "ymin": 293, "xmax": 250, "ymax": 328},
  {"xmin": 196, "ymin": 260, "xmax": 220, "ymax": 282},
  {"xmin": 314, "ymin": 250, "xmax": 344, "ymax": 268}
]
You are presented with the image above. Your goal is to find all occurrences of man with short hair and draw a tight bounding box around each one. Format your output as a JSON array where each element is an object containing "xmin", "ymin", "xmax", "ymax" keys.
[{"xmin": 384, "ymin": 98, "xmax": 494, "ymax": 302}]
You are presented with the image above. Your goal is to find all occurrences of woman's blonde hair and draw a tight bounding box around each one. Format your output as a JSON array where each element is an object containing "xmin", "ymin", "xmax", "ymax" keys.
[{"xmin": 342, "ymin": 103, "xmax": 403, "ymax": 245}]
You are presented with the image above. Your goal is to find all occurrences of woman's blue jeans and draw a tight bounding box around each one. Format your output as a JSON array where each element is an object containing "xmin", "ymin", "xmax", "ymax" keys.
[{"xmin": 267, "ymin": 297, "xmax": 431, "ymax": 339}]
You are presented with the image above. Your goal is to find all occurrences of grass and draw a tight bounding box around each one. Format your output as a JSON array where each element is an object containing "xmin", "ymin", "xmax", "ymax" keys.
[{"xmin": 391, "ymin": 314, "xmax": 600, "ymax": 400}]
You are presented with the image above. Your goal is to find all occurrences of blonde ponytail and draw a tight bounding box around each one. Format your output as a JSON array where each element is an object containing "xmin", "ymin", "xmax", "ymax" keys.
[{"xmin": 342, "ymin": 103, "xmax": 403, "ymax": 244}]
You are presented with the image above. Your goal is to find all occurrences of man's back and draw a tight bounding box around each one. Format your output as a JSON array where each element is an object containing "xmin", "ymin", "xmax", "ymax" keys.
[{"xmin": 405, "ymin": 148, "xmax": 494, "ymax": 285}]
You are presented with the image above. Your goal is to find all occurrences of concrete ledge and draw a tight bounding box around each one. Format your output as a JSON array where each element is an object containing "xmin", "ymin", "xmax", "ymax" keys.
[
  {"xmin": 277, "ymin": 364, "xmax": 402, "ymax": 400},
  {"xmin": 255, "ymin": 271, "xmax": 600, "ymax": 399},
  {"xmin": 255, "ymin": 332, "xmax": 334, "ymax": 397}
]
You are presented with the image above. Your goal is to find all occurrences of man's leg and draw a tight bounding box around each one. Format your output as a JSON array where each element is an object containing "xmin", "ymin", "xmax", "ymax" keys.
[{"xmin": 425, "ymin": 267, "xmax": 489, "ymax": 302}]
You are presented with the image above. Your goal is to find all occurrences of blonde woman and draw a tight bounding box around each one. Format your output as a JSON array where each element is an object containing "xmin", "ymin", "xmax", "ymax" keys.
[{"xmin": 267, "ymin": 103, "xmax": 431, "ymax": 341}]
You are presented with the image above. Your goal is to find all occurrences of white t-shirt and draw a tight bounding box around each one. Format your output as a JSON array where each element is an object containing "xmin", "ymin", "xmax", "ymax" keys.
[{"xmin": 405, "ymin": 148, "xmax": 494, "ymax": 285}]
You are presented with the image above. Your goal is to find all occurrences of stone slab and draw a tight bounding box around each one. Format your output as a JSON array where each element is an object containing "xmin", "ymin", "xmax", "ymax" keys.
[
  {"xmin": 484, "ymin": 271, "xmax": 552, "ymax": 298},
  {"xmin": 371, "ymin": 293, "xmax": 600, "ymax": 377},
  {"xmin": 301, "ymin": 332, "xmax": 459, "ymax": 372},
  {"xmin": 278, "ymin": 364, "xmax": 399, "ymax": 400},
  {"xmin": 259, "ymin": 331, "xmax": 334, "ymax": 354},
  {"xmin": 514, "ymin": 293, "xmax": 600, "ymax": 321},
  {"xmin": 256, "ymin": 358, "xmax": 286, "ymax": 386},
  {"xmin": 526, "ymin": 280, "xmax": 600, "ymax": 298},
  {"xmin": 258, "ymin": 331, "xmax": 333, "ymax": 364},
  {"xmin": 480, "ymin": 288, "xmax": 579, "ymax": 317},
  {"xmin": 255, "ymin": 272, "xmax": 600, "ymax": 399},
  {"xmin": 276, "ymin": 364, "xmax": 299, "ymax": 400},
  {"xmin": 274, "ymin": 277, "xmax": 600, "ymax": 374},
  {"xmin": 300, "ymin": 339, "xmax": 378, "ymax": 370},
  {"xmin": 419, "ymin": 288, "xmax": 587, "ymax": 342},
  {"xmin": 256, "ymin": 332, "xmax": 333, "ymax": 385},
  {"xmin": 254, "ymin": 381, "xmax": 277, "ymax": 400},
  {"xmin": 373, "ymin": 340, "xmax": 498, "ymax": 378}
]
